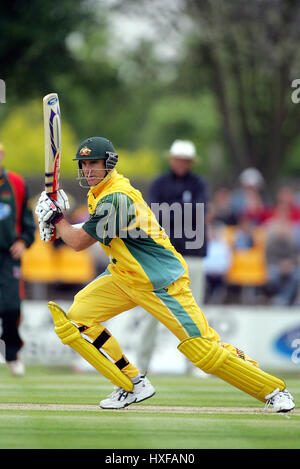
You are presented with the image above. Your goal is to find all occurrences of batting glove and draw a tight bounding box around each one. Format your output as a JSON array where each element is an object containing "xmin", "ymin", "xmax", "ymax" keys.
[
  {"xmin": 106, "ymin": 152, "xmax": 118, "ymax": 171},
  {"xmin": 39, "ymin": 220, "xmax": 55, "ymax": 242},
  {"xmin": 35, "ymin": 194, "xmax": 64, "ymax": 226},
  {"xmin": 36, "ymin": 190, "xmax": 70, "ymax": 212}
]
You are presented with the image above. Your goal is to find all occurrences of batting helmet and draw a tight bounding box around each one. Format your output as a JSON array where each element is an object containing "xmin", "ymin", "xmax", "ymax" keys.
[
  {"xmin": 73, "ymin": 136, "xmax": 118, "ymax": 169},
  {"xmin": 73, "ymin": 137, "xmax": 118, "ymax": 187}
]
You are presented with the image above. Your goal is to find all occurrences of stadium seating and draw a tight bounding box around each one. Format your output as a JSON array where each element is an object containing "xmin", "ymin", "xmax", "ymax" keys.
[
  {"xmin": 223, "ymin": 225, "xmax": 267, "ymax": 287},
  {"xmin": 55, "ymin": 245, "xmax": 95, "ymax": 283},
  {"xmin": 21, "ymin": 230, "xmax": 95, "ymax": 287}
]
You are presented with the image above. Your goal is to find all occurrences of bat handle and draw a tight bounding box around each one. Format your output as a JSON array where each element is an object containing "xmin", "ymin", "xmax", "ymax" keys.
[
  {"xmin": 46, "ymin": 191, "xmax": 58, "ymax": 242},
  {"xmin": 50, "ymin": 230, "xmax": 57, "ymax": 242},
  {"xmin": 48, "ymin": 191, "xmax": 58, "ymax": 201}
]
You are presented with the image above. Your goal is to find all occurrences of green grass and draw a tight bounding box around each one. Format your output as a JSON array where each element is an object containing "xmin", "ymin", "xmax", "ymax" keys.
[{"xmin": 0, "ymin": 365, "xmax": 299, "ymax": 449}]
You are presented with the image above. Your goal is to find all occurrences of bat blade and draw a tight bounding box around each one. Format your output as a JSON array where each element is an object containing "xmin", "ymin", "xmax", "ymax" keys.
[
  {"xmin": 43, "ymin": 92, "xmax": 61, "ymax": 241},
  {"xmin": 43, "ymin": 93, "xmax": 61, "ymax": 199}
]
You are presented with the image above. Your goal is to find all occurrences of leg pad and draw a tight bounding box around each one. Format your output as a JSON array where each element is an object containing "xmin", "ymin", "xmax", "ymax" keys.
[
  {"xmin": 178, "ymin": 337, "xmax": 285, "ymax": 402},
  {"xmin": 48, "ymin": 302, "xmax": 133, "ymax": 392}
]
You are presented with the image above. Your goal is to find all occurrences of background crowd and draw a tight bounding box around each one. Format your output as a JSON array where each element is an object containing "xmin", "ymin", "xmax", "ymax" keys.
[
  {"xmin": 204, "ymin": 168, "xmax": 300, "ymax": 306},
  {"xmin": 19, "ymin": 162, "xmax": 300, "ymax": 309}
]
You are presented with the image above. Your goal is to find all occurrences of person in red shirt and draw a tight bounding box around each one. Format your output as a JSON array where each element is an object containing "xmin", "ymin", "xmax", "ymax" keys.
[{"xmin": 0, "ymin": 143, "xmax": 35, "ymax": 376}]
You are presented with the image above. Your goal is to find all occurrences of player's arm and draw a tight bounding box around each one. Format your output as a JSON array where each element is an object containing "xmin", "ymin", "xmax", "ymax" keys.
[
  {"xmin": 35, "ymin": 191, "xmax": 96, "ymax": 250},
  {"xmin": 55, "ymin": 218, "xmax": 97, "ymax": 251},
  {"xmin": 56, "ymin": 192, "xmax": 135, "ymax": 248},
  {"xmin": 35, "ymin": 191, "xmax": 135, "ymax": 248}
]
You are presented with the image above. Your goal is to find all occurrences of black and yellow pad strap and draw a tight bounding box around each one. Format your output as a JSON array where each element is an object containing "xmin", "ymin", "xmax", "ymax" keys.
[
  {"xmin": 48, "ymin": 301, "xmax": 133, "ymax": 392},
  {"xmin": 178, "ymin": 337, "xmax": 285, "ymax": 403}
]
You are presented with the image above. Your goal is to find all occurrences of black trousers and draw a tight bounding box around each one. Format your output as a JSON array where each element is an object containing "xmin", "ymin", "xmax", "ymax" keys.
[
  {"xmin": 0, "ymin": 308, "xmax": 23, "ymax": 361},
  {"xmin": 0, "ymin": 254, "xmax": 23, "ymax": 362}
]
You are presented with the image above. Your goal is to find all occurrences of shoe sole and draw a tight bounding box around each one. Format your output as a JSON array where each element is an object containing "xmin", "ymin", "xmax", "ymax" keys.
[
  {"xmin": 276, "ymin": 405, "xmax": 295, "ymax": 413},
  {"xmin": 136, "ymin": 390, "xmax": 156, "ymax": 404},
  {"xmin": 99, "ymin": 390, "xmax": 156, "ymax": 410}
]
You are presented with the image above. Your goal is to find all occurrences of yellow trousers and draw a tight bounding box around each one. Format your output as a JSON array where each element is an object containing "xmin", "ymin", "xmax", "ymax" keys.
[{"xmin": 67, "ymin": 269, "xmax": 257, "ymax": 379}]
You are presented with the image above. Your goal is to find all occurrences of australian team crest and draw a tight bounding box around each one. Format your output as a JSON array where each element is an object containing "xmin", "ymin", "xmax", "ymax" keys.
[{"xmin": 79, "ymin": 146, "xmax": 92, "ymax": 156}]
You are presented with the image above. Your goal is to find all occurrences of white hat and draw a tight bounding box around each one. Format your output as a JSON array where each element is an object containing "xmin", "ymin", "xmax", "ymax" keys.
[
  {"xmin": 168, "ymin": 140, "xmax": 198, "ymax": 160},
  {"xmin": 239, "ymin": 167, "xmax": 264, "ymax": 187}
]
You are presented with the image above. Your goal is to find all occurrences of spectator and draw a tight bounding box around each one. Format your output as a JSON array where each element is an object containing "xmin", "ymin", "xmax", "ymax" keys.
[
  {"xmin": 230, "ymin": 167, "xmax": 269, "ymax": 225},
  {"xmin": 264, "ymin": 185, "xmax": 300, "ymax": 225},
  {"xmin": 211, "ymin": 187, "xmax": 238, "ymax": 225},
  {"xmin": 203, "ymin": 220, "xmax": 232, "ymax": 304},
  {"xmin": 223, "ymin": 212, "xmax": 268, "ymax": 304},
  {"xmin": 264, "ymin": 214, "xmax": 300, "ymax": 306},
  {"xmin": 0, "ymin": 143, "xmax": 36, "ymax": 375},
  {"xmin": 234, "ymin": 217, "xmax": 255, "ymax": 250}
]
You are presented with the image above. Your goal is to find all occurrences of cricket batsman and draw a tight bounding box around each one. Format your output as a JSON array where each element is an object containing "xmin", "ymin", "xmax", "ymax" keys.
[{"xmin": 35, "ymin": 136, "xmax": 295, "ymax": 412}]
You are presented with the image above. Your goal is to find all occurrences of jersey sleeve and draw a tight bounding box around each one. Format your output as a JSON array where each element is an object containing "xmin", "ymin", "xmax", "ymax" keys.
[{"xmin": 82, "ymin": 192, "xmax": 136, "ymax": 245}]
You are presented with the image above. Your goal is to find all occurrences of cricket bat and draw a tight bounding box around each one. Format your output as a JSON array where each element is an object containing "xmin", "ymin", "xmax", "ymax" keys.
[{"xmin": 43, "ymin": 92, "xmax": 61, "ymax": 241}]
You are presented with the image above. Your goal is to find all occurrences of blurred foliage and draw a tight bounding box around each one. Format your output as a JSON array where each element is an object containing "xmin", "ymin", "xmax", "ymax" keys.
[
  {"xmin": 117, "ymin": 148, "xmax": 161, "ymax": 178},
  {"xmin": 0, "ymin": 0, "xmax": 94, "ymax": 102},
  {"xmin": 0, "ymin": 100, "xmax": 161, "ymax": 179},
  {"xmin": 139, "ymin": 93, "xmax": 222, "ymax": 172},
  {"xmin": 111, "ymin": 0, "xmax": 300, "ymax": 186},
  {"xmin": 283, "ymin": 135, "xmax": 300, "ymax": 176},
  {"xmin": 0, "ymin": 100, "xmax": 77, "ymax": 176},
  {"xmin": 1, "ymin": 0, "xmax": 300, "ymax": 188}
]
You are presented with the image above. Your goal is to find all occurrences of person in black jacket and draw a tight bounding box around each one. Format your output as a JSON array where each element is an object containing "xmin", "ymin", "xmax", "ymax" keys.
[
  {"xmin": 0, "ymin": 143, "xmax": 35, "ymax": 376},
  {"xmin": 137, "ymin": 140, "xmax": 208, "ymax": 374}
]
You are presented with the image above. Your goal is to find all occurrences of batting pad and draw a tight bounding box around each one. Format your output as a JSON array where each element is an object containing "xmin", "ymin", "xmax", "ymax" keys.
[
  {"xmin": 178, "ymin": 337, "xmax": 285, "ymax": 402},
  {"xmin": 48, "ymin": 301, "xmax": 133, "ymax": 392}
]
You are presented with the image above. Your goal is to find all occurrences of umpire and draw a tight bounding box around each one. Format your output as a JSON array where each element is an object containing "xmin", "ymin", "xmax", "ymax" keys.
[
  {"xmin": 149, "ymin": 139, "xmax": 208, "ymax": 302},
  {"xmin": 0, "ymin": 143, "xmax": 35, "ymax": 375}
]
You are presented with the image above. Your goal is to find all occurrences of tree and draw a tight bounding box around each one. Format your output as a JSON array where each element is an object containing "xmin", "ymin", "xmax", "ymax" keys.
[
  {"xmin": 0, "ymin": 100, "xmax": 77, "ymax": 177},
  {"xmin": 185, "ymin": 0, "xmax": 300, "ymax": 183},
  {"xmin": 0, "ymin": 0, "xmax": 94, "ymax": 102},
  {"xmin": 111, "ymin": 0, "xmax": 300, "ymax": 184}
]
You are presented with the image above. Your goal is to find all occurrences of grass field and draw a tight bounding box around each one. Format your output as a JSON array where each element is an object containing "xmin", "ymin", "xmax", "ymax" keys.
[{"xmin": 0, "ymin": 365, "xmax": 299, "ymax": 450}]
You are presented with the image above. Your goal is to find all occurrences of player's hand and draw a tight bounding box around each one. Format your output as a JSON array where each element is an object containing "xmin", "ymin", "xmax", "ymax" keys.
[
  {"xmin": 106, "ymin": 152, "xmax": 118, "ymax": 171},
  {"xmin": 35, "ymin": 193, "xmax": 64, "ymax": 226},
  {"xmin": 9, "ymin": 239, "xmax": 26, "ymax": 259},
  {"xmin": 55, "ymin": 189, "xmax": 70, "ymax": 211},
  {"xmin": 38, "ymin": 220, "xmax": 55, "ymax": 242},
  {"xmin": 37, "ymin": 190, "xmax": 70, "ymax": 212}
]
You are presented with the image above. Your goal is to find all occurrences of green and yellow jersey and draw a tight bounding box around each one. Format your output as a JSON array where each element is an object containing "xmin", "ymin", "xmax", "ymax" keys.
[{"xmin": 82, "ymin": 170, "xmax": 188, "ymax": 291}]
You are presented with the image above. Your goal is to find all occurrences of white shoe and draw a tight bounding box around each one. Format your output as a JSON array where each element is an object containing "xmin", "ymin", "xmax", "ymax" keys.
[
  {"xmin": 265, "ymin": 388, "xmax": 295, "ymax": 413},
  {"xmin": 100, "ymin": 376, "xmax": 155, "ymax": 409},
  {"xmin": 7, "ymin": 360, "xmax": 25, "ymax": 377}
]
